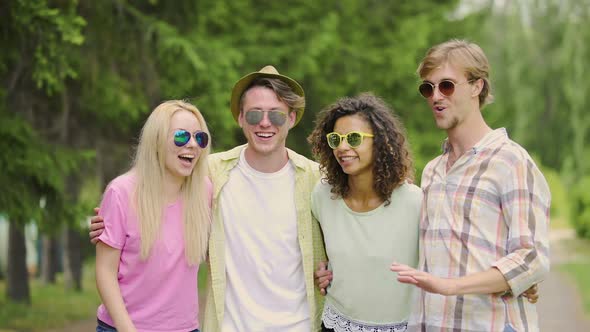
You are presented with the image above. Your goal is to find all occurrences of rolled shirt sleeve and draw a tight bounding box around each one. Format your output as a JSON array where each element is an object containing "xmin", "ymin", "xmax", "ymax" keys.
[{"xmin": 492, "ymin": 157, "xmax": 551, "ymax": 296}]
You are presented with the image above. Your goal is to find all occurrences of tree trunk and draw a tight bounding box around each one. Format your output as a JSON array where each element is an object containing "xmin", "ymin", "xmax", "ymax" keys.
[
  {"xmin": 40, "ymin": 235, "xmax": 60, "ymax": 284},
  {"xmin": 7, "ymin": 222, "xmax": 30, "ymax": 304},
  {"xmin": 62, "ymin": 227, "xmax": 83, "ymax": 291}
]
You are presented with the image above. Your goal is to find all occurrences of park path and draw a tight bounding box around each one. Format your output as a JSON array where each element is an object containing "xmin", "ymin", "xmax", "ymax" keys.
[
  {"xmin": 537, "ymin": 228, "xmax": 590, "ymax": 331},
  {"xmin": 46, "ymin": 229, "xmax": 590, "ymax": 331}
]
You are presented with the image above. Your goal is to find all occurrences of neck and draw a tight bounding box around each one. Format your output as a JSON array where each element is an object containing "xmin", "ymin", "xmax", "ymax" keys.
[
  {"xmin": 447, "ymin": 109, "xmax": 492, "ymax": 158},
  {"xmin": 244, "ymin": 146, "xmax": 289, "ymax": 173},
  {"xmin": 345, "ymin": 173, "xmax": 383, "ymax": 212},
  {"xmin": 163, "ymin": 174, "xmax": 183, "ymax": 204}
]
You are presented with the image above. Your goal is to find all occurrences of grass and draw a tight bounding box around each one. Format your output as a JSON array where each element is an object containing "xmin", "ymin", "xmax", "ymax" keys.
[
  {"xmin": 0, "ymin": 261, "xmax": 209, "ymax": 331},
  {"xmin": 0, "ymin": 262, "xmax": 101, "ymax": 331},
  {"xmin": 558, "ymin": 236, "xmax": 590, "ymax": 315},
  {"xmin": 560, "ymin": 263, "xmax": 590, "ymax": 314}
]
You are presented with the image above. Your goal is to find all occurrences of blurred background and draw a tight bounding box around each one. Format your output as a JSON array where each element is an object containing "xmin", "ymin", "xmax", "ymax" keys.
[{"xmin": 1, "ymin": 0, "xmax": 589, "ymax": 331}]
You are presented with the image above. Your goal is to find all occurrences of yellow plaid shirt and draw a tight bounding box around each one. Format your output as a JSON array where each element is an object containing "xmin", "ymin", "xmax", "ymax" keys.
[{"xmin": 202, "ymin": 144, "xmax": 327, "ymax": 332}]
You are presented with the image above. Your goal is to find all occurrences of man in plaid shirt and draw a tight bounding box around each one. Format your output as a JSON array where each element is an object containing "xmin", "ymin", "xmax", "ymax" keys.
[{"xmin": 391, "ymin": 39, "xmax": 550, "ymax": 332}]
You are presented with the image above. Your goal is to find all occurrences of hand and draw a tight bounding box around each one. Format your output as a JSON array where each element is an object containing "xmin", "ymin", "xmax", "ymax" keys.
[
  {"xmin": 390, "ymin": 262, "xmax": 457, "ymax": 296},
  {"xmin": 89, "ymin": 207, "xmax": 105, "ymax": 244},
  {"xmin": 314, "ymin": 261, "xmax": 332, "ymax": 296},
  {"xmin": 523, "ymin": 284, "xmax": 539, "ymax": 303}
]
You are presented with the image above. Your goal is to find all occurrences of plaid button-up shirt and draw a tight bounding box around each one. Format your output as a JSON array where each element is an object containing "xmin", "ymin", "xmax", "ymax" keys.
[{"xmin": 409, "ymin": 128, "xmax": 550, "ymax": 332}]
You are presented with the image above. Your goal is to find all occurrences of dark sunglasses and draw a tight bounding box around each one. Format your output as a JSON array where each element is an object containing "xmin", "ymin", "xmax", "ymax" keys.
[
  {"xmin": 418, "ymin": 80, "xmax": 473, "ymax": 98},
  {"xmin": 245, "ymin": 110, "xmax": 288, "ymax": 126},
  {"xmin": 173, "ymin": 130, "xmax": 209, "ymax": 148},
  {"xmin": 326, "ymin": 131, "xmax": 374, "ymax": 149}
]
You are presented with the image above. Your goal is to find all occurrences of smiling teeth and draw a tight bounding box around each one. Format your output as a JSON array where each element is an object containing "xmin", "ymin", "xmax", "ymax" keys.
[
  {"xmin": 180, "ymin": 154, "xmax": 194, "ymax": 158},
  {"xmin": 340, "ymin": 156, "xmax": 356, "ymax": 161},
  {"xmin": 257, "ymin": 133, "xmax": 273, "ymax": 137}
]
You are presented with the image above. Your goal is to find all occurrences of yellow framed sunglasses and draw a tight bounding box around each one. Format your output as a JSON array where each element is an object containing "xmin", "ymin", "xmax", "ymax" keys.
[{"xmin": 326, "ymin": 131, "xmax": 374, "ymax": 149}]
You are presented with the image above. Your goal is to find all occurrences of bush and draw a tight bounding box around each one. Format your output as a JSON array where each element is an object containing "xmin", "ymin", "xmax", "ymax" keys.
[
  {"xmin": 541, "ymin": 166, "xmax": 570, "ymax": 228},
  {"xmin": 572, "ymin": 176, "xmax": 590, "ymax": 239}
]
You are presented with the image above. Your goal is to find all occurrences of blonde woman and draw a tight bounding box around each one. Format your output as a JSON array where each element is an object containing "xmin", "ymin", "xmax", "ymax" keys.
[{"xmin": 95, "ymin": 100, "xmax": 211, "ymax": 332}]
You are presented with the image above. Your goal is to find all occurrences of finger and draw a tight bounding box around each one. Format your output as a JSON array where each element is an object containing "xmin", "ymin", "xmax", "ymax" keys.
[
  {"xmin": 320, "ymin": 288, "xmax": 326, "ymax": 296},
  {"xmin": 397, "ymin": 276, "xmax": 419, "ymax": 285},
  {"xmin": 94, "ymin": 207, "xmax": 100, "ymax": 215},
  {"xmin": 315, "ymin": 271, "xmax": 332, "ymax": 282},
  {"xmin": 319, "ymin": 279, "xmax": 331, "ymax": 289},
  {"xmin": 390, "ymin": 265, "xmax": 409, "ymax": 272},
  {"xmin": 90, "ymin": 216, "xmax": 104, "ymax": 224},
  {"xmin": 317, "ymin": 261, "xmax": 328, "ymax": 270},
  {"xmin": 89, "ymin": 230, "xmax": 102, "ymax": 239},
  {"xmin": 412, "ymin": 275, "xmax": 430, "ymax": 283},
  {"xmin": 395, "ymin": 270, "xmax": 422, "ymax": 279},
  {"xmin": 396, "ymin": 269, "xmax": 419, "ymax": 275},
  {"xmin": 314, "ymin": 275, "xmax": 324, "ymax": 285},
  {"xmin": 316, "ymin": 270, "xmax": 332, "ymax": 277},
  {"xmin": 314, "ymin": 276, "xmax": 332, "ymax": 287},
  {"xmin": 318, "ymin": 275, "xmax": 332, "ymax": 284},
  {"xmin": 390, "ymin": 263, "xmax": 412, "ymax": 272},
  {"xmin": 89, "ymin": 222, "xmax": 104, "ymax": 231}
]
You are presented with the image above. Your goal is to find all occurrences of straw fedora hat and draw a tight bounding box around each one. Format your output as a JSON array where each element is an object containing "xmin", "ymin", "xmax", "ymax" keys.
[{"xmin": 230, "ymin": 65, "xmax": 305, "ymax": 126}]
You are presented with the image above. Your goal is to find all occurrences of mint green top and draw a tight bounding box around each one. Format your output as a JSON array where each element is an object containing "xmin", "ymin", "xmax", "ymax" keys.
[{"xmin": 311, "ymin": 181, "xmax": 422, "ymax": 327}]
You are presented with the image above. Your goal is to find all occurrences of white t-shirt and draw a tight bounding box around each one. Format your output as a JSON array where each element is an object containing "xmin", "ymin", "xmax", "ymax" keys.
[{"xmin": 220, "ymin": 148, "xmax": 310, "ymax": 332}]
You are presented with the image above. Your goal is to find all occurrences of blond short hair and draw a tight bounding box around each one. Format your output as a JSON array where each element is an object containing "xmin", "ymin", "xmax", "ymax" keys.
[{"xmin": 417, "ymin": 39, "xmax": 494, "ymax": 108}]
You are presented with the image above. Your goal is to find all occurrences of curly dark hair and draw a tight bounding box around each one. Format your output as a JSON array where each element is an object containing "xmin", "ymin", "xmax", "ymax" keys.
[{"xmin": 307, "ymin": 92, "xmax": 414, "ymax": 206}]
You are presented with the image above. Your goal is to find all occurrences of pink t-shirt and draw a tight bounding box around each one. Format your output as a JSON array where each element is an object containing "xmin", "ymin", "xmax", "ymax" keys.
[{"xmin": 97, "ymin": 172, "xmax": 210, "ymax": 332}]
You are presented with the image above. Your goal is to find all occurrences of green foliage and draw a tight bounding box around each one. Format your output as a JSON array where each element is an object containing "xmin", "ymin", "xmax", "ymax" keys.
[
  {"xmin": 466, "ymin": 0, "xmax": 590, "ymax": 236},
  {"xmin": 478, "ymin": 0, "xmax": 589, "ymax": 177},
  {"xmin": 541, "ymin": 166, "xmax": 570, "ymax": 229},
  {"xmin": 0, "ymin": 107, "xmax": 94, "ymax": 229},
  {"xmin": 1, "ymin": 0, "xmax": 582, "ymax": 231},
  {"xmin": 9, "ymin": 0, "xmax": 86, "ymax": 95},
  {"xmin": 572, "ymin": 176, "xmax": 590, "ymax": 239},
  {"xmin": 0, "ymin": 113, "xmax": 58, "ymax": 223}
]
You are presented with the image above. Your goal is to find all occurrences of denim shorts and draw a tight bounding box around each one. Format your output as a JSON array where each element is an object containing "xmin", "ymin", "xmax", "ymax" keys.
[
  {"xmin": 96, "ymin": 319, "xmax": 117, "ymax": 332},
  {"xmin": 96, "ymin": 318, "xmax": 200, "ymax": 332}
]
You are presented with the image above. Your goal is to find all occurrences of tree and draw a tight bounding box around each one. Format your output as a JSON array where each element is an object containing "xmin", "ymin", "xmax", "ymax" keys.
[{"xmin": 475, "ymin": 0, "xmax": 590, "ymax": 236}]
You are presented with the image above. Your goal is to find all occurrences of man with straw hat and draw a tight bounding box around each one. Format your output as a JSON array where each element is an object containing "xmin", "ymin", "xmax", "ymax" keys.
[{"xmin": 202, "ymin": 65, "xmax": 326, "ymax": 331}]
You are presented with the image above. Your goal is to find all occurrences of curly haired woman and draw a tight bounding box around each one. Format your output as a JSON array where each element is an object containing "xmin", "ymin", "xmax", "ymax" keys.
[{"xmin": 308, "ymin": 93, "xmax": 422, "ymax": 332}]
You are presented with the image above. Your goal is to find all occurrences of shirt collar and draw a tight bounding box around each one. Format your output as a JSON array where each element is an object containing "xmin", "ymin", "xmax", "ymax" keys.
[
  {"xmin": 218, "ymin": 143, "xmax": 309, "ymax": 170},
  {"xmin": 441, "ymin": 128, "xmax": 508, "ymax": 154}
]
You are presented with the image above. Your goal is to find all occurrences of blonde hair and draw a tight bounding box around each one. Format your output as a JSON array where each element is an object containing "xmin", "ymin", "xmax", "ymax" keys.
[
  {"xmin": 417, "ymin": 39, "xmax": 494, "ymax": 108},
  {"xmin": 133, "ymin": 100, "xmax": 211, "ymax": 265}
]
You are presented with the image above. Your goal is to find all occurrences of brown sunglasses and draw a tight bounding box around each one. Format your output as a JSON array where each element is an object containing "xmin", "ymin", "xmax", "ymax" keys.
[{"xmin": 418, "ymin": 80, "xmax": 474, "ymax": 98}]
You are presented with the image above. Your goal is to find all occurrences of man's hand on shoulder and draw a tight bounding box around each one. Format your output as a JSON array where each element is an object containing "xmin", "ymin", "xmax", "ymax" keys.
[{"xmin": 89, "ymin": 207, "xmax": 105, "ymax": 244}]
